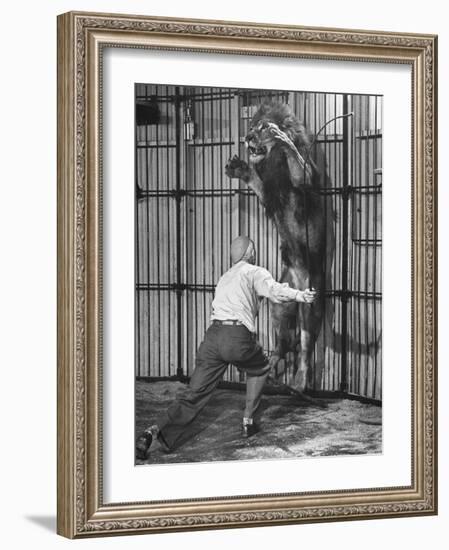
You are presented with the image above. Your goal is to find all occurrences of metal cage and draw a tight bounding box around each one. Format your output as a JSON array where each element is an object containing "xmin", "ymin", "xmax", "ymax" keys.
[{"xmin": 135, "ymin": 85, "xmax": 382, "ymax": 402}]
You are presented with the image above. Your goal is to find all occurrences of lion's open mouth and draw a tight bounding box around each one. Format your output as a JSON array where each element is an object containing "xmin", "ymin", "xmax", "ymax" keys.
[{"xmin": 247, "ymin": 144, "xmax": 267, "ymax": 156}]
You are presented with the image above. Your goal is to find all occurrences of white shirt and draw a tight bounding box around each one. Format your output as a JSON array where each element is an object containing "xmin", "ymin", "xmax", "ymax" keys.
[{"xmin": 210, "ymin": 261, "xmax": 300, "ymax": 333}]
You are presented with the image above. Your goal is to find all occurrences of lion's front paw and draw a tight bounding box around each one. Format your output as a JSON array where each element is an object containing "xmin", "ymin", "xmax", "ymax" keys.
[
  {"xmin": 225, "ymin": 155, "xmax": 250, "ymax": 181},
  {"xmin": 268, "ymin": 123, "xmax": 295, "ymax": 148}
]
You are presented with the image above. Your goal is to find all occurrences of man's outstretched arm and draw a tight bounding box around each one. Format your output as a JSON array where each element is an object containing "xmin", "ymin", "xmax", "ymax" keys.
[{"xmin": 253, "ymin": 268, "xmax": 316, "ymax": 304}]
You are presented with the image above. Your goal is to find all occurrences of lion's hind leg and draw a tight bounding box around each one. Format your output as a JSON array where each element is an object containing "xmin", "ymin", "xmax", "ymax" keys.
[
  {"xmin": 294, "ymin": 298, "xmax": 324, "ymax": 392},
  {"xmin": 268, "ymin": 302, "xmax": 297, "ymax": 383}
]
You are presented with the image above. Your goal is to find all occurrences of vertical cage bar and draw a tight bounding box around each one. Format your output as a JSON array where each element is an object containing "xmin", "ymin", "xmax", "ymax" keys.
[
  {"xmin": 193, "ymin": 94, "xmax": 198, "ymax": 376},
  {"xmin": 356, "ymin": 95, "xmax": 363, "ymax": 395},
  {"xmin": 364, "ymin": 95, "xmax": 370, "ymax": 397},
  {"xmin": 340, "ymin": 94, "xmax": 350, "ymax": 392},
  {"xmin": 165, "ymin": 86, "xmax": 172, "ymax": 377},
  {"xmin": 155, "ymin": 87, "xmax": 162, "ymax": 376},
  {"xmin": 201, "ymin": 91, "xmax": 207, "ymax": 342},
  {"xmin": 174, "ymin": 86, "xmax": 183, "ymax": 379},
  {"xmin": 219, "ymin": 91, "xmax": 224, "ymax": 278},
  {"xmin": 349, "ymin": 94, "xmax": 356, "ymax": 394},
  {"xmin": 372, "ymin": 97, "xmax": 379, "ymax": 396},
  {"xmin": 135, "ymin": 85, "xmax": 141, "ymax": 376},
  {"xmin": 211, "ymin": 89, "xmax": 216, "ymax": 284}
]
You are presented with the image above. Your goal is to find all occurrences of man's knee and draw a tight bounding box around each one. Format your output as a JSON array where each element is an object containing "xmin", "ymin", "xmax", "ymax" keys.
[
  {"xmin": 244, "ymin": 359, "xmax": 271, "ymax": 378},
  {"xmin": 175, "ymin": 384, "xmax": 203, "ymax": 402}
]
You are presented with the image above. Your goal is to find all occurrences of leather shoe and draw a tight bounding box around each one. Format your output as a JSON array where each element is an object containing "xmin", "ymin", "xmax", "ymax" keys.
[
  {"xmin": 136, "ymin": 430, "xmax": 153, "ymax": 460},
  {"xmin": 242, "ymin": 422, "xmax": 259, "ymax": 438}
]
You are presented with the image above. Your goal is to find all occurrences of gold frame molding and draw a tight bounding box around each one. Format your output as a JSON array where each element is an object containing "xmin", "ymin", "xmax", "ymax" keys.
[{"xmin": 57, "ymin": 11, "xmax": 438, "ymax": 539}]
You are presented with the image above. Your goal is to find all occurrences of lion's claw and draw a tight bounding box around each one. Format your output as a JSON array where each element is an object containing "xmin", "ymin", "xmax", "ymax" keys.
[
  {"xmin": 225, "ymin": 156, "xmax": 250, "ymax": 180},
  {"xmin": 268, "ymin": 124, "xmax": 291, "ymax": 143}
]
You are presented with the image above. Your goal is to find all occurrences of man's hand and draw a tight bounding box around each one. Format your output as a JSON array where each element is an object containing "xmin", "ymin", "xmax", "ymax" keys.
[{"xmin": 296, "ymin": 288, "xmax": 317, "ymax": 304}]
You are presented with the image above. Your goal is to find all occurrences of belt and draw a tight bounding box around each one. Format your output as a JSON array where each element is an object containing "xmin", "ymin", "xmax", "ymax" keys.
[{"xmin": 212, "ymin": 319, "xmax": 243, "ymax": 326}]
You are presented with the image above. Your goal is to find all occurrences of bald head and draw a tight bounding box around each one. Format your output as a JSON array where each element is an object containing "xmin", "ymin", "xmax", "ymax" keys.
[{"xmin": 230, "ymin": 236, "xmax": 255, "ymax": 264}]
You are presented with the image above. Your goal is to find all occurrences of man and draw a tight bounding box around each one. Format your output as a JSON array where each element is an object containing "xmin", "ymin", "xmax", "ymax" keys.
[{"xmin": 136, "ymin": 235, "xmax": 316, "ymax": 459}]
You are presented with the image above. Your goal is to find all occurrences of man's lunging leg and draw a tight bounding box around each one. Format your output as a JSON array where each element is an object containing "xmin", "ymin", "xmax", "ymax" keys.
[
  {"xmin": 158, "ymin": 347, "xmax": 228, "ymax": 450},
  {"xmin": 242, "ymin": 371, "xmax": 270, "ymax": 437},
  {"xmin": 137, "ymin": 327, "xmax": 228, "ymax": 457}
]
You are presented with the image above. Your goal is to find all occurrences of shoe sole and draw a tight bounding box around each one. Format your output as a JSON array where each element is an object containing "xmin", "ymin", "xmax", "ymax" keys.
[
  {"xmin": 136, "ymin": 433, "xmax": 153, "ymax": 460},
  {"xmin": 242, "ymin": 427, "xmax": 259, "ymax": 438}
]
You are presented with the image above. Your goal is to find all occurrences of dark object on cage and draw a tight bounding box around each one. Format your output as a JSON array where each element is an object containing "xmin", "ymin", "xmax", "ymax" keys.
[{"xmin": 136, "ymin": 99, "xmax": 160, "ymax": 126}]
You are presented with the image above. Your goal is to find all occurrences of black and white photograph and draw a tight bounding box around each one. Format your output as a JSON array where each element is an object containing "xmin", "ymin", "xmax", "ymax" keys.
[
  {"xmin": 2, "ymin": 0, "xmax": 443, "ymax": 544},
  {"xmin": 134, "ymin": 85, "xmax": 383, "ymax": 465}
]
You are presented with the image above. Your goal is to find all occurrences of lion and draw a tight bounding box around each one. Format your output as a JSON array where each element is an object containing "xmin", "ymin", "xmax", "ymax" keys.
[{"xmin": 225, "ymin": 101, "xmax": 333, "ymax": 393}]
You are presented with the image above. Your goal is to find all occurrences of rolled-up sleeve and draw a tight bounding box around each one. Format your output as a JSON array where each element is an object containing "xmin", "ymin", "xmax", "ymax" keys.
[{"xmin": 253, "ymin": 267, "xmax": 299, "ymax": 303}]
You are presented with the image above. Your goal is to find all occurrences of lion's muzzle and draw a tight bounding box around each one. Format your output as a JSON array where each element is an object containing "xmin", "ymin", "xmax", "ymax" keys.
[{"xmin": 245, "ymin": 140, "xmax": 267, "ymax": 156}]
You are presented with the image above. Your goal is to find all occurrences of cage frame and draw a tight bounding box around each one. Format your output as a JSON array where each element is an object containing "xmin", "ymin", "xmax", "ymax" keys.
[{"xmin": 134, "ymin": 85, "xmax": 383, "ymax": 402}]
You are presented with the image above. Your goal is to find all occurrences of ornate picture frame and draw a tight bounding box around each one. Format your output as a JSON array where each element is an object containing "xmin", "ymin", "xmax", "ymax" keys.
[{"xmin": 57, "ymin": 11, "xmax": 437, "ymax": 538}]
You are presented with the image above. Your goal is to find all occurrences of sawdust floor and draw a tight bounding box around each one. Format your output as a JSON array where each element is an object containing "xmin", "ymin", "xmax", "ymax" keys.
[{"xmin": 135, "ymin": 380, "xmax": 382, "ymax": 465}]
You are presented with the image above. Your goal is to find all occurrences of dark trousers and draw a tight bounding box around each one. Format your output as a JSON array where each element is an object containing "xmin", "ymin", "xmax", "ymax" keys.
[{"xmin": 158, "ymin": 323, "xmax": 270, "ymax": 451}]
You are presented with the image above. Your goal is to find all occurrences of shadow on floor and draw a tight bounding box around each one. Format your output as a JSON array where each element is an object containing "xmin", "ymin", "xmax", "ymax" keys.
[
  {"xmin": 24, "ymin": 515, "xmax": 56, "ymax": 533},
  {"xmin": 135, "ymin": 380, "xmax": 382, "ymax": 465}
]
